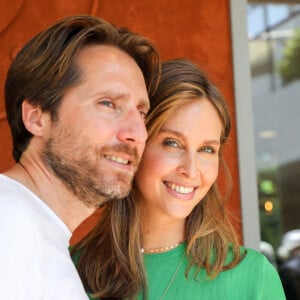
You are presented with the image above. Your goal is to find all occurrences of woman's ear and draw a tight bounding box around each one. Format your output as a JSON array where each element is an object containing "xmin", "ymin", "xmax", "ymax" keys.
[{"xmin": 22, "ymin": 100, "xmax": 49, "ymax": 136}]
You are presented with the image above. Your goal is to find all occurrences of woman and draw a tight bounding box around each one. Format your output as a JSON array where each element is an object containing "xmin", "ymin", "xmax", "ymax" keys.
[{"xmin": 72, "ymin": 59, "xmax": 285, "ymax": 299}]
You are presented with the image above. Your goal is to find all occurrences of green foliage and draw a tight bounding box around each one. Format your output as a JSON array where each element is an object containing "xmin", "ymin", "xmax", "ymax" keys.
[
  {"xmin": 279, "ymin": 29, "xmax": 300, "ymax": 85},
  {"xmin": 260, "ymin": 179, "xmax": 275, "ymax": 196}
]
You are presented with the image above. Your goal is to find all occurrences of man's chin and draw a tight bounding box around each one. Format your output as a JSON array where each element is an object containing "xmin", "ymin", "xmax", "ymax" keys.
[{"xmin": 95, "ymin": 175, "xmax": 133, "ymax": 200}]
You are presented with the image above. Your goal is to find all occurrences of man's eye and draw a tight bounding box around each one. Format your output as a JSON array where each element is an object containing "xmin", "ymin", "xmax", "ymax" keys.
[
  {"xmin": 99, "ymin": 100, "xmax": 114, "ymax": 108},
  {"xmin": 163, "ymin": 139, "xmax": 180, "ymax": 148},
  {"xmin": 139, "ymin": 111, "xmax": 147, "ymax": 120}
]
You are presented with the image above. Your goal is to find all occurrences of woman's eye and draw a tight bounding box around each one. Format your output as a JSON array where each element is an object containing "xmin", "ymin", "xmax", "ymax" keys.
[
  {"xmin": 200, "ymin": 146, "xmax": 215, "ymax": 154},
  {"xmin": 163, "ymin": 139, "xmax": 180, "ymax": 148}
]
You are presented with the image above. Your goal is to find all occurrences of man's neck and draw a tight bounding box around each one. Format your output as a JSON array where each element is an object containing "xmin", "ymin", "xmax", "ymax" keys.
[{"xmin": 4, "ymin": 157, "xmax": 95, "ymax": 232}]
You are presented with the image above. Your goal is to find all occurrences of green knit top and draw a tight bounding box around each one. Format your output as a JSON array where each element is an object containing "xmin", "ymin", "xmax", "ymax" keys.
[
  {"xmin": 72, "ymin": 243, "xmax": 286, "ymax": 300},
  {"xmin": 138, "ymin": 243, "xmax": 286, "ymax": 300}
]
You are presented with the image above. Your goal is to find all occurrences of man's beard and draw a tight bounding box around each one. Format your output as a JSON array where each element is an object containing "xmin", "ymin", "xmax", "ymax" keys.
[{"xmin": 41, "ymin": 126, "xmax": 140, "ymax": 208}]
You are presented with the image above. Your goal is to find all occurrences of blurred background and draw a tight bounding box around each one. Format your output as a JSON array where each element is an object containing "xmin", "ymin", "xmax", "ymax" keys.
[{"xmin": 248, "ymin": 2, "xmax": 300, "ymax": 298}]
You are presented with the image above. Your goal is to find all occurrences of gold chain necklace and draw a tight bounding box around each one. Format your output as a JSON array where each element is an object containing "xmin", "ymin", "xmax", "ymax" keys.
[
  {"xmin": 140, "ymin": 241, "xmax": 184, "ymax": 254},
  {"xmin": 159, "ymin": 253, "xmax": 185, "ymax": 300}
]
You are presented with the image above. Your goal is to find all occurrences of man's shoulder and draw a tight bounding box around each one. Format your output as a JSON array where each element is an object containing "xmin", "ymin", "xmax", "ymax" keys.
[
  {"xmin": 0, "ymin": 175, "xmax": 68, "ymax": 254},
  {"xmin": 0, "ymin": 174, "xmax": 29, "ymax": 197},
  {"xmin": 0, "ymin": 177, "xmax": 36, "ymax": 232},
  {"xmin": 0, "ymin": 178, "xmax": 38, "ymax": 254},
  {"xmin": 0, "ymin": 174, "xmax": 52, "ymax": 235},
  {"xmin": 0, "ymin": 174, "xmax": 38, "ymax": 211}
]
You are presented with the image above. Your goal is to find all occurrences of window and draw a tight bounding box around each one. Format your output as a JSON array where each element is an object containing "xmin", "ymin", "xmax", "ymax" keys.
[{"xmin": 247, "ymin": 2, "xmax": 300, "ymax": 255}]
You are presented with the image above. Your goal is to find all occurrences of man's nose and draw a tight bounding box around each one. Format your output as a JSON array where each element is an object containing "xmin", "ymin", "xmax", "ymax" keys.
[{"xmin": 116, "ymin": 109, "xmax": 148, "ymax": 145}]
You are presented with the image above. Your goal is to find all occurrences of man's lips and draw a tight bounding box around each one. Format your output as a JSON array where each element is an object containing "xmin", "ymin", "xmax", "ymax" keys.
[
  {"xmin": 104, "ymin": 154, "xmax": 130, "ymax": 165},
  {"xmin": 99, "ymin": 143, "xmax": 140, "ymax": 167}
]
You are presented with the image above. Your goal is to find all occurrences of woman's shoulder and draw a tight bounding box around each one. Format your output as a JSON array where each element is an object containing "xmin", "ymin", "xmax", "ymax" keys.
[
  {"xmin": 226, "ymin": 244, "xmax": 266, "ymax": 260},
  {"xmin": 232, "ymin": 246, "xmax": 283, "ymax": 284},
  {"xmin": 240, "ymin": 246, "xmax": 264, "ymax": 258},
  {"xmin": 238, "ymin": 246, "xmax": 286, "ymax": 299},
  {"xmin": 232, "ymin": 246, "xmax": 269, "ymax": 267},
  {"xmin": 239, "ymin": 246, "xmax": 269, "ymax": 264},
  {"xmin": 225, "ymin": 245, "xmax": 277, "ymax": 275},
  {"xmin": 212, "ymin": 246, "xmax": 286, "ymax": 299}
]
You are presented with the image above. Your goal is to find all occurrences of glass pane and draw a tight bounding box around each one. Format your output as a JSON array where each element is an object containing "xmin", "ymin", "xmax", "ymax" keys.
[{"xmin": 247, "ymin": 2, "xmax": 300, "ymax": 299}]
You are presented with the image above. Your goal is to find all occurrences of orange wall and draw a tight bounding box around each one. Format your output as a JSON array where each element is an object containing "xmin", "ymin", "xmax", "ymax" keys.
[{"xmin": 0, "ymin": 0, "xmax": 242, "ymax": 239}]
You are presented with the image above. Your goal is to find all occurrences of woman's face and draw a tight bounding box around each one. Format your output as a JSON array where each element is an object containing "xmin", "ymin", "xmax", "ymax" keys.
[{"xmin": 135, "ymin": 98, "xmax": 223, "ymax": 220}]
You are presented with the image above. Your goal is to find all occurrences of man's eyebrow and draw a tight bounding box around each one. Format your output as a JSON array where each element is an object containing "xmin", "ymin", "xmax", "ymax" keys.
[{"xmin": 94, "ymin": 91, "xmax": 149, "ymax": 110}]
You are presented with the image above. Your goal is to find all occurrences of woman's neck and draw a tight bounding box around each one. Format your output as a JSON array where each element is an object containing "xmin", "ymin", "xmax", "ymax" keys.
[{"xmin": 141, "ymin": 211, "xmax": 185, "ymax": 252}]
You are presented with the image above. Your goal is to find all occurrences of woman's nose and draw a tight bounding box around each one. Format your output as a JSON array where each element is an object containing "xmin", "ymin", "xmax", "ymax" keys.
[{"xmin": 176, "ymin": 153, "xmax": 198, "ymax": 179}]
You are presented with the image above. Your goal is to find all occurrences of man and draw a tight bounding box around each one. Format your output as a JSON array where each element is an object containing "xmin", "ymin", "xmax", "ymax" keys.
[{"xmin": 0, "ymin": 15, "xmax": 160, "ymax": 299}]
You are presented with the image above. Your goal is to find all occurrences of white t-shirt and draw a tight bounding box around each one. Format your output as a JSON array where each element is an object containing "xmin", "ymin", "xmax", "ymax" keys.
[{"xmin": 0, "ymin": 174, "xmax": 89, "ymax": 300}]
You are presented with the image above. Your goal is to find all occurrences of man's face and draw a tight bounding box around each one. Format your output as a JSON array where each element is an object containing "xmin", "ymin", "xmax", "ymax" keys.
[{"xmin": 42, "ymin": 45, "xmax": 149, "ymax": 207}]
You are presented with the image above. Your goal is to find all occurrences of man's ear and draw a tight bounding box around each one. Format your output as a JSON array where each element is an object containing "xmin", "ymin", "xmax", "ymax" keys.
[{"xmin": 22, "ymin": 100, "xmax": 49, "ymax": 136}]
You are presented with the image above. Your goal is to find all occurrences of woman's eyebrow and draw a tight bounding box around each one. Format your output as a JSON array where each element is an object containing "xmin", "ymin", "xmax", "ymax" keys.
[
  {"xmin": 159, "ymin": 128, "xmax": 221, "ymax": 146},
  {"xmin": 159, "ymin": 128, "xmax": 186, "ymax": 140}
]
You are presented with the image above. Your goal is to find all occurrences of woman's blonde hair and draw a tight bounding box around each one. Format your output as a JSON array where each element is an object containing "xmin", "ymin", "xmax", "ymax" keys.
[{"xmin": 144, "ymin": 59, "xmax": 241, "ymax": 279}]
